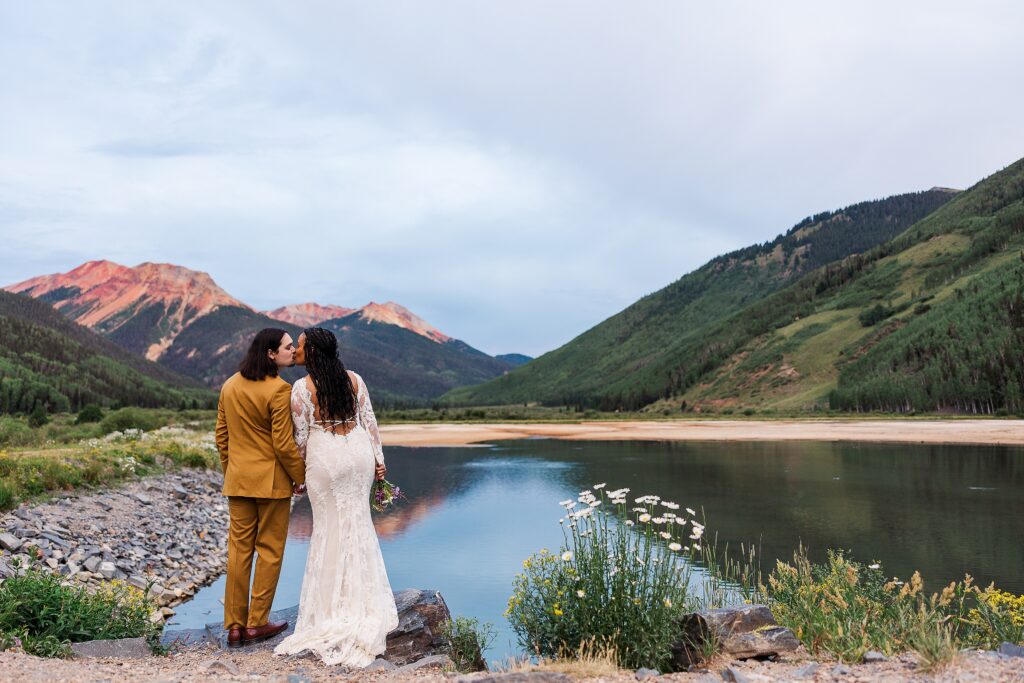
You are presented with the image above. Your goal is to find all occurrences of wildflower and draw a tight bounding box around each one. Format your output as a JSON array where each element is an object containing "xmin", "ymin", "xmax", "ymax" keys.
[
  {"xmin": 577, "ymin": 589, "xmax": 586, "ymax": 598},
  {"xmin": 692, "ymin": 544, "xmax": 701, "ymax": 550},
  {"xmin": 668, "ymin": 542, "xmax": 682, "ymax": 552},
  {"xmin": 686, "ymin": 507, "xmax": 696, "ymax": 515},
  {"xmin": 579, "ymin": 490, "xmax": 592, "ymax": 497},
  {"xmin": 593, "ymin": 483, "xmax": 606, "ymax": 489},
  {"xmin": 664, "ymin": 598, "xmax": 672, "ymax": 607},
  {"xmin": 554, "ymin": 607, "xmax": 563, "ymax": 616},
  {"xmin": 624, "ymin": 520, "xmax": 634, "ymax": 526},
  {"xmin": 559, "ymin": 499, "xmax": 575, "ymax": 508},
  {"xmin": 662, "ymin": 501, "xmax": 680, "ymax": 510},
  {"xmin": 632, "ymin": 507, "xmax": 647, "ymax": 513},
  {"xmin": 660, "ymin": 532, "xmax": 672, "ymax": 540},
  {"xmin": 589, "ymin": 500, "xmax": 601, "ymax": 508},
  {"xmin": 868, "ymin": 563, "xmax": 880, "ymax": 569},
  {"xmin": 638, "ymin": 513, "xmax": 651, "ymax": 523},
  {"xmin": 652, "ymin": 517, "xmax": 666, "ymax": 524},
  {"xmin": 562, "ymin": 551, "xmax": 573, "ymax": 561}
]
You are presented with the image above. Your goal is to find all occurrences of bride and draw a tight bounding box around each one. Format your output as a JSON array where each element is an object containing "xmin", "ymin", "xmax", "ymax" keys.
[{"xmin": 273, "ymin": 327, "xmax": 399, "ymax": 666}]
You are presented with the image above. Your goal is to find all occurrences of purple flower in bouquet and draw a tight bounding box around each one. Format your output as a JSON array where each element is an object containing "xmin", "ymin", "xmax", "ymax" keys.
[{"xmin": 370, "ymin": 478, "xmax": 406, "ymax": 512}]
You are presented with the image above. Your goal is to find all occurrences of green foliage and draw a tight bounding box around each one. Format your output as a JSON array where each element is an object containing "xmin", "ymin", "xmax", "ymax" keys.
[
  {"xmin": 99, "ymin": 408, "xmax": 161, "ymax": 435},
  {"xmin": 764, "ymin": 548, "xmax": 1024, "ymax": 664},
  {"xmin": 441, "ymin": 616, "xmax": 495, "ymax": 672},
  {"xmin": 0, "ymin": 417, "xmax": 35, "ymax": 448},
  {"xmin": 28, "ymin": 404, "xmax": 48, "ymax": 428},
  {"xmin": 447, "ymin": 189, "xmax": 956, "ymax": 409},
  {"xmin": 507, "ymin": 486, "xmax": 704, "ymax": 670},
  {"xmin": 0, "ymin": 420, "xmax": 218, "ymax": 510},
  {"xmin": 75, "ymin": 404, "xmax": 104, "ymax": 424},
  {"xmin": 858, "ymin": 303, "xmax": 894, "ymax": 327},
  {"xmin": 830, "ymin": 258, "xmax": 1024, "ymax": 413},
  {"xmin": 0, "ymin": 560, "xmax": 160, "ymax": 657},
  {"xmin": 0, "ymin": 291, "xmax": 213, "ymax": 415}
]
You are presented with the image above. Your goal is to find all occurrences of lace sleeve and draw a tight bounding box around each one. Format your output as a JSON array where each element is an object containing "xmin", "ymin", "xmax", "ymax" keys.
[
  {"xmin": 356, "ymin": 373, "xmax": 384, "ymax": 465},
  {"xmin": 291, "ymin": 381, "xmax": 310, "ymax": 460}
]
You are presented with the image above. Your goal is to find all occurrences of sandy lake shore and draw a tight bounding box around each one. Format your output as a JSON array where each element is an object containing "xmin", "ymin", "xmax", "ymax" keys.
[{"xmin": 379, "ymin": 419, "xmax": 1024, "ymax": 447}]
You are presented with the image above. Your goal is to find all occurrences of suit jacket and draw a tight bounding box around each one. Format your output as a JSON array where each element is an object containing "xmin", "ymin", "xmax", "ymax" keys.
[{"xmin": 216, "ymin": 372, "xmax": 306, "ymax": 499}]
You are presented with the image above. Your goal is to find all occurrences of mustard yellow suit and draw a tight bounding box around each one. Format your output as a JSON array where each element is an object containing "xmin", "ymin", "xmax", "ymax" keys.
[{"xmin": 216, "ymin": 372, "xmax": 306, "ymax": 630}]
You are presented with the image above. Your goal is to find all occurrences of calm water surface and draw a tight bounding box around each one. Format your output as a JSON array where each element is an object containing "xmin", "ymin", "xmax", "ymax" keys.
[{"xmin": 171, "ymin": 439, "xmax": 1024, "ymax": 662}]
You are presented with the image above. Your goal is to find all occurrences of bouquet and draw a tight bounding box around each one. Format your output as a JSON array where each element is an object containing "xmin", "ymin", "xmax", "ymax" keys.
[{"xmin": 371, "ymin": 478, "xmax": 405, "ymax": 512}]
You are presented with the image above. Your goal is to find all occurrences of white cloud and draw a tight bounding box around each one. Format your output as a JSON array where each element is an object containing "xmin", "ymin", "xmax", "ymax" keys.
[{"xmin": 1, "ymin": 1, "xmax": 1023, "ymax": 356}]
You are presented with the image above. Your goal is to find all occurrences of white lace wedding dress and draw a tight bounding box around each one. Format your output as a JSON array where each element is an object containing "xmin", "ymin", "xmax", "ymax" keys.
[{"xmin": 273, "ymin": 372, "xmax": 399, "ymax": 667}]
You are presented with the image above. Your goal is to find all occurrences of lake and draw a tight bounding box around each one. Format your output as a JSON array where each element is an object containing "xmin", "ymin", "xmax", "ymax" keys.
[{"xmin": 169, "ymin": 438, "xmax": 1024, "ymax": 663}]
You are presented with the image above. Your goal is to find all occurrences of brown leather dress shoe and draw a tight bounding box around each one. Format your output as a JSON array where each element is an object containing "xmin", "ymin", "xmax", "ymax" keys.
[
  {"xmin": 242, "ymin": 619, "xmax": 288, "ymax": 644},
  {"xmin": 226, "ymin": 627, "xmax": 243, "ymax": 647}
]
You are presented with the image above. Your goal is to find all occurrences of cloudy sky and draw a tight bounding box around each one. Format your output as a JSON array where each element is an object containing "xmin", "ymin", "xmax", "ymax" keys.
[{"xmin": 2, "ymin": 2, "xmax": 1023, "ymax": 356}]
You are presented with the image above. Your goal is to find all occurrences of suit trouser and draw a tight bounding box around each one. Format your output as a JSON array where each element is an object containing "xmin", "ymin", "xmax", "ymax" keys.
[{"xmin": 224, "ymin": 496, "xmax": 291, "ymax": 629}]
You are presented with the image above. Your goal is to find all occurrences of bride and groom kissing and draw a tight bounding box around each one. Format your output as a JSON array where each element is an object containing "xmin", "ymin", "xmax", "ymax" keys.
[{"xmin": 215, "ymin": 327, "xmax": 398, "ymax": 667}]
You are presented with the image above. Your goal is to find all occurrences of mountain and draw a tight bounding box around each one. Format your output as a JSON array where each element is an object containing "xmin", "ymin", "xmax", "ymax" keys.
[
  {"xmin": 6, "ymin": 260, "xmax": 247, "ymax": 361},
  {"xmin": 316, "ymin": 314, "xmax": 513, "ymax": 403},
  {"xmin": 6, "ymin": 262, "xmax": 511, "ymax": 402},
  {"xmin": 264, "ymin": 301, "xmax": 452, "ymax": 343},
  {"xmin": 0, "ymin": 290, "xmax": 213, "ymax": 414},
  {"xmin": 496, "ymin": 353, "xmax": 533, "ymax": 367},
  {"xmin": 263, "ymin": 303, "xmax": 356, "ymax": 328},
  {"xmin": 445, "ymin": 187, "xmax": 959, "ymax": 409}
]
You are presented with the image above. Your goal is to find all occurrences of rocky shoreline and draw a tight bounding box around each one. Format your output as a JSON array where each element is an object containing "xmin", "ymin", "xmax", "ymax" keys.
[{"xmin": 0, "ymin": 468, "xmax": 229, "ymax": 621}]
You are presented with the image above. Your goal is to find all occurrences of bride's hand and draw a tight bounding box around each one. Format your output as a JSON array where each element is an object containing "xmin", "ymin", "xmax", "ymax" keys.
[{"xmin": 375, "ymin": 463, "xmax": 387, "ymax": 481}]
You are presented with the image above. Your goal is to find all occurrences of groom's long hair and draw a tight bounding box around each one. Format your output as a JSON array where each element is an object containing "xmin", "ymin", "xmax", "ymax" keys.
[{"xmin": 304, "ymin": 327, "xmax": 357, "ymax": 424}]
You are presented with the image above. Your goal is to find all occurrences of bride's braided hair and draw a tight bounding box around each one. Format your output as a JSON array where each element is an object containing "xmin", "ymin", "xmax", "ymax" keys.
[{"xmin": 303, "ymin": 327, "xmax": 357, "ymax": 424}]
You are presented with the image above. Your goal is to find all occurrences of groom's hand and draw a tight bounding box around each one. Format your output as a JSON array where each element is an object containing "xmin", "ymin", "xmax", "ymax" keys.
[
  {"xmin": 375, "ymin": 463, "xmax": 387, "ymax": 481},
  {"xmin": 292, "ymin": 483, "xmax": 306, "ymax": 496}
]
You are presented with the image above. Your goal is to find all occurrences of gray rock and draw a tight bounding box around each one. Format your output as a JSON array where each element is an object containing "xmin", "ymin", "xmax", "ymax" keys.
[
  {"xmin": 363, "ymin": 658, "xmax": 397, "ymax": 671},
  {"xmin": 830, "ymin": 663, "xmax": 852, "ymax": 676},
  {"xmin": 200, "ymin": 658, "xmax": 240, "ymax": 675},
  {"xmin": 39, "ymin": 532, "xmax": 69, "ymax": 548},
  {"xmin": 71, "ymin": 637, "xmax": 152, "ymax": 659},
  {"xmin": 456, "ymin": 674, "xmax": 572, "ymax": 683},
  {"xmin": 171, "ymin": 485, "xmax": 189, "ymax": 499},
  {"xmin": 0, "ymin": 532, "xmax": 23, "ymax": 551},
  {"xmin": 98, "ymin": 561, "xmax": 117, "ymax": 579},
  {"xmin": 83, "ymin": 556, "xmax": 102, "ymax": 573},
  {"xmin": 672, "ymin": 605, "xmax": 798, "ymax": 668},
  {"xmin": 998, "ymin": 642, "xmax": 1024, "ymax": 658},
  {"xmin": 792, "ymin": 662, "xmax": 820, "ymax": 678},
  {"xmin": 136, "ymin": 493, "xmax": 153, "ymax": 505},
  {"xmin": 635, "ymin": 667, "xmax": 660, "ymax": 680},
  {"xmin": 720, "ymin": 666, "xmax": 758, "ymax": 683},
  {"xmin": 383, "ymin": 589, "xmax": 454, "ymax": 665},
  {"xmin": 863, "ymin": 650, "xmax": 887, "ymax": 663},
  {"xmin": 391, "ymin": 654, "xmax": 453, "ymax": 674},
  {"xmin": 60, "ymin": 562, "xmax": 80, "ymax": 577}
]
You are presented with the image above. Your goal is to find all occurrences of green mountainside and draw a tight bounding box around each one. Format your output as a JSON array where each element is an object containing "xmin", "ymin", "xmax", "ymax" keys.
[
  {"xmin": 319, "ymin": 315, "xmax": 515, "ymax": 404},
  {"xmin": 0, "ymin": 291, "xmax": 213, "ymax": 414},
  {"xmin": 655, "ymin": 158, "xmax": 1024, "ymax": 414},
  {"xmin": 446, "ymin": 188, "xmax": 958, "ymax": 408}
]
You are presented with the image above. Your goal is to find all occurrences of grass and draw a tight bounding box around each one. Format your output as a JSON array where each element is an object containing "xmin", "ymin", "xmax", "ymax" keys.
[
  {"xmin": 0, "ymin": 559, "xmax": 161, "ymax": 657},
  {"xmin": 440, "ymin": 616, "xmax": 496, "ymax": 672},
  {"xmin": 0, "ymin": 411, "xmax": 219, "ymax": 511}
]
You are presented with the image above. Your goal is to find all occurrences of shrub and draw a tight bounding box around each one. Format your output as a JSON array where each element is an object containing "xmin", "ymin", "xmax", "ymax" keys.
[
  {"xmin": 0, "ymin": 417, "xmax": 35, "ymax": 447},
  {"xmin": 99, "ymin": 408, "xmax": 160, "ymax": 435},
  {"xmin": 441, "ymin": 616, "xmax": 495, "ymax": 672},
  {"xmin": 0, "ymin": 560, "xmax": 160, "ymax": 657},
  {"xmin": 507, "ymin": 485, "xmax": 706, "ymax": 670},
  {"xmin": 764, "ymin": 548, "xmax": 1024, "ymax": 663},
  {"xmin": 28, "ymin": 404, "xmax": 49, "ymax": 428},
  {"xmin": 858, "ymin": 303, "xmax": 894, "ymax": 327},
  {"xmin": 75, "ymin": 405, "xmax": 104, "ymax": 424}
]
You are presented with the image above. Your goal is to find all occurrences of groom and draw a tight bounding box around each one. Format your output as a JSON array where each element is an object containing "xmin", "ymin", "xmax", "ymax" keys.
[{"xmin": 215, "ymin": 328, "xmax": 306, "ymax": 646}]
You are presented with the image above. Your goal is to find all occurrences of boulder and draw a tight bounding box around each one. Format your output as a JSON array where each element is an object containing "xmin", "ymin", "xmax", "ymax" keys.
[
  {"xmin": 383, "ymin": 589, "xmax": 453, "ymax": 666},
  {"xmin": 0, "ymin": 532, "xmax": 23, "ymax": 552},
  {"xmin": 671, "ymin": 605, "xmax": 799, "ymax": 669},
  {"xmin": 166, "ymin": 588, "xmax": 455, "ymax": 666},
  {"xmin": 71, "ymin": 637, "xmax": 152, "ymax": 659}
]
